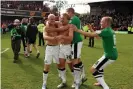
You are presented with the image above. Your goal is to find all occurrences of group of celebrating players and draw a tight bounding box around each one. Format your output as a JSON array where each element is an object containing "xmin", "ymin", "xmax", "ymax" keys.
[
  {"xmin": 10, "ymin": 7, "xmax": 118, "ymax": 89},
  {"xmin": 41, "ymin": 7, "xmax": 118, "ymax": 89}
]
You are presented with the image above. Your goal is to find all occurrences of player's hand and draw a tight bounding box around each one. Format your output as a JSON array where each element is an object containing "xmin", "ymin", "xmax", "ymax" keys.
[
  {"xmin": 55, "ymin": 35, "xmax": 64, "ymax": 43},
  {"xmin": 61, "ymin": 25, "xmax": 69, "ymax": 31},
  {"xmin": 96, "ymin": 36, "xmax": 101, "ymax": 39},
  {"xmin": 56, "ymin": 35, "xmax": 63, "ymax": 41},
  {"xmin": 88, "ymin": 24, "xmax": 94, "ymax": 32},
  {"xmin": 88, "ymin": 24, "xmax": 92, "ymax": 29},
  {"xmin": 69, "ymin": 24, "xmax": 77, "ymax": 31}
]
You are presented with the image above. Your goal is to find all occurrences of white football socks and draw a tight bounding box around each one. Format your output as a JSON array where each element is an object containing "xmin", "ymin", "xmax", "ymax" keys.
[
  {"xmin": 43, "ymin": 72, "xmax": 48, "ymax": 85},
  {"xmin": 96, "ymin": 77, "xmax": 109, "ymax": 89},
  {"xmin": 74, "ymin": 69, "xmax": 81, "ymax": 84},
  {"xmin": 59, "ymin": 69, "xmax": 66, "ymax": 83}
]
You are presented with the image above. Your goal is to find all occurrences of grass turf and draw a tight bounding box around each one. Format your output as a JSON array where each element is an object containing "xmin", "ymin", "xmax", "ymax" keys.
[{"xmin": 1, "ymin": 33, "xmax": 133, "ymax": 89}]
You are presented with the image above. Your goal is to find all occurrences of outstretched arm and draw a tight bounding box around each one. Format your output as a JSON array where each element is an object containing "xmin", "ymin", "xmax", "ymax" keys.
[{"xmin": 75, "ymin": 29, "xmax": 99, "ymax": 37}]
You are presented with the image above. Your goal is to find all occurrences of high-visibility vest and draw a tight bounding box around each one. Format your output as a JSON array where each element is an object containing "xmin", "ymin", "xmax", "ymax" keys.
[
  {"xmin": 128, "ymin": 26, "xmax": 131, "ymax": 31},
  {"xmin": 131, "ymin": 27, "xmax": 133, "ymax": 32},
  {"xmin": 37, "ymin": 23, "xmax": 45, "ymax": 33},
  {"xmin": 83, "ymin": 25, "xmax": 88, "ymax": 32}
]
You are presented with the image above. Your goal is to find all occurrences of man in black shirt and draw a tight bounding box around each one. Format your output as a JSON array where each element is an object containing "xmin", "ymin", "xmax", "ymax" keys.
[{"xmin": 26, "ymin": 17, "xmax": 40, "ymax": 58}]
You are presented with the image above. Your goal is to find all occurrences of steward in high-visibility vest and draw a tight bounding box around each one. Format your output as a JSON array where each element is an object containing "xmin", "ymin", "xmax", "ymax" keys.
[
  {"xmin": 37, "ymin": 20, "xmax": 45, "ymax": 46},
  {"xmin": 128, "ymin": 25, "xmax": 131, "ymax": 34},
  {"xmin": 83, "ymin": 25, "xmax": 89, "ymax": 39},
  {"xmin": 131, "ymin": 27, "xmax": 133, "ymax": 34}
]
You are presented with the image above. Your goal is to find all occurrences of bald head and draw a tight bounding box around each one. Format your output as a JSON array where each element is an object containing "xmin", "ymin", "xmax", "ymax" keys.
[
  {"xmin": 48, "ymin": 14, "xmax": 55, "ymax": 19},
  {"xmin": 100, "ymin": 16, "xmax": 112, "ymax": 29},
  {"xmin": 47, "ymin": 14, "xmax": 55, "ymax": 25}
]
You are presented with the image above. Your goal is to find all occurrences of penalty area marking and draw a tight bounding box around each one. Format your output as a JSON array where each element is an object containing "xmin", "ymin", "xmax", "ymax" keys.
[{"xmin": 1, "ymin": 48, "xmax": 10, "ymax": 54}]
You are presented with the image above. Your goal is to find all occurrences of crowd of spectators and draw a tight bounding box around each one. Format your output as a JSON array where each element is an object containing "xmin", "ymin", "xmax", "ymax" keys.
[
  {"xmin": 1, "ymin": 1, "xmax": 133, "ymax": 32},
  {"xmin": 80, "ymin": 9, "xmax": 132, "ymax": 31},
  {"xmin": 1, "ymin": 1, "xmax": 50, "ymax": 12}
]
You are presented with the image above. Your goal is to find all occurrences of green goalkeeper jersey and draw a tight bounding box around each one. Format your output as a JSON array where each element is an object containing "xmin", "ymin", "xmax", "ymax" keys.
[
  {"xmin": 69, "ymin": 15, "xmax": 83, "ymax": 43},
  {"xmin": 97, "ymin": 27, "xmax": 118, "ymax": 60}
]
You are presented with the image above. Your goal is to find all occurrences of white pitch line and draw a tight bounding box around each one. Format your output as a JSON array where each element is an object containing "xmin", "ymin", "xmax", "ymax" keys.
[{"xmin": 1, "ymin": 48, "xmax": 10, "ymax": 54}]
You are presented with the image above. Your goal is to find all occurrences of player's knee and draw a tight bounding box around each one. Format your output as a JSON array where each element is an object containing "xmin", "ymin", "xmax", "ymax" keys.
[
  {"xmin": 57, "ymin": 63, "xmax": 64, "ymax": 69},
  {"xmin": 43, "ymin": 70, "xmax": 49, "ymax": 74},
  {"xmin": 90, "ymin": 67, "xmax": 96, "ymax": 73},
  {"xmin": 44, "ymin": 65, "xmax": 50, "ymax": 72},
  {"xmin": 58, "ymin": 68, "xmax": 66, "ymax": 71},
  {"xmin": 78, "ymin": 61, "xmax": 83, "ymax": 69},
  {"xmin": 73, "ymin": 63, "xmax": 80, "ymax": 71}
]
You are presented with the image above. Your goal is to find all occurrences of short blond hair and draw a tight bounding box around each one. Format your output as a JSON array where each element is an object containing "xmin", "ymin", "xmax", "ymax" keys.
[
  {"xmin": 102, "ymin": 16, "xmax": 113, "ymax": 25},
  {"xmin": 61, "ymin": 13, "xmax": 70, "ymax": 20}
]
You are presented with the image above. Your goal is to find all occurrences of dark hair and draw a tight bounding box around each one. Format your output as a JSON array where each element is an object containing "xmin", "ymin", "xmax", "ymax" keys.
[{"xmin": 67, "ymin": 8, "xmax": 75, "ymax": 14}]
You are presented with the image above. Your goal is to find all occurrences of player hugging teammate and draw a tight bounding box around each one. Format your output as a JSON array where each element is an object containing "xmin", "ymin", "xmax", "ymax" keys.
[
  {"xmin": 42, "ymin": 7, "xmax": 118, "ymax": 89},
  {"xmin": 42, "ymin": 8, "xmax": 87, "ymax": 89}
]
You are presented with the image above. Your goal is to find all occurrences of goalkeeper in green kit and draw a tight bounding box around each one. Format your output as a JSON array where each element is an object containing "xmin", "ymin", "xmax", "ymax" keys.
[{"xmin": 74, "ymin": 16, "xmax": 118, "ymax": 89}]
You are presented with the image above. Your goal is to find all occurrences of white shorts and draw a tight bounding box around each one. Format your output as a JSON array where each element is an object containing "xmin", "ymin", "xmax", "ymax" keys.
[
  {"xmin": 92, "ymin": 55, "xmax": 115, "ymax": 70},
  {"xmin": 44, "ymin": 45, "xmax": 60, "ymax": 65},
  {"xmin": 71, "ymin": 42, "xmax": 83, "ymax": 59},
  {"xmin": 59, "ymin": 44, "xmax": 72, "ymax": 60}
]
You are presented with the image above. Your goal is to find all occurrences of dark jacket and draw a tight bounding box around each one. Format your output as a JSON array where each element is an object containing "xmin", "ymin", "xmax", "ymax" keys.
[{"xmin": 26, "ymin": 23, "xmax": 38, "ymax": 40}]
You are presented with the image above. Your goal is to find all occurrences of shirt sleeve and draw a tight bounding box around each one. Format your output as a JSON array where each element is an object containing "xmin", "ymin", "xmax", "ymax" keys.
[{"xmin": 96, "ymin": 30, "xmax": 110, "ymax": 37}]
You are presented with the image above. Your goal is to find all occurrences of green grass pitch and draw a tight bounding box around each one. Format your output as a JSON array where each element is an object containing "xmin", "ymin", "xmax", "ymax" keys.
[{"xmin": 1, "ymin": 33, "xmax": 133, "ymax": 89}]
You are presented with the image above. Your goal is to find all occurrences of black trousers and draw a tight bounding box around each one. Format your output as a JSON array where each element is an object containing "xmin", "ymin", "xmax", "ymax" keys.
[
  {"xmin": 21, "ymin": 36, "xmax": 27, "ymax": 51},
  {"xmin": 89, "ymin": 37, "xmax": 94, "ymax": 47},
  {"xmin": 2, "ymin": 28, "xmax": 6, "ymax": 34},
  {"xmin": 38, "ymin": 32, "xmax": 44, "ymax": 46},
  {"xmin": 11, "ymin": 39, "xmax": 21, "ymax": 60},
  {"xmin": 128, "ymin": 31, "xmax": 133, "ymax": 34}
]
